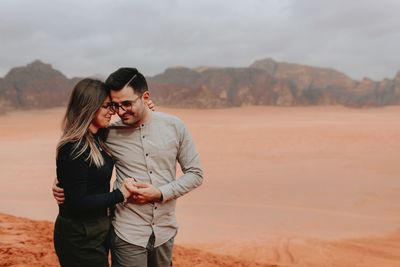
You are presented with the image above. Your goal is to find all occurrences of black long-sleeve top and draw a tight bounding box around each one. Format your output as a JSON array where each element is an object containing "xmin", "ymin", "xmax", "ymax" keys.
[{"xmin": 56, "ymin": 141, "xmax": 124, "ymax": 219}]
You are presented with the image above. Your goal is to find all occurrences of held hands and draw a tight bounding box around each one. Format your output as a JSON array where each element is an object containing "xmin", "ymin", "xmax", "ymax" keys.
[
  {"xmin": 51, "ymin": 177, "xmax": 162, "ymax": 206},
  {"xmin": 123, "ymin": 179, "xmax": 162, "ymax": 204}
]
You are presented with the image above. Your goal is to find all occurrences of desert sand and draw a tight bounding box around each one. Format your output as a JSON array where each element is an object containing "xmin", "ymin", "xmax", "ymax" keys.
[
  {"xmin": 0, "ymin": 213, "xmax": 274, "ymax": 267},
  {"xmin": 1, "ymin": 106, "xmax": 400, "ymax": 266}
]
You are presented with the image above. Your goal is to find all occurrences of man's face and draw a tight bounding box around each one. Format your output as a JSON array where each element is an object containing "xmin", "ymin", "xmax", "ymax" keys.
[{"xmin": 111, "ymin": 86, "xmax": 147, "ymax": 126}]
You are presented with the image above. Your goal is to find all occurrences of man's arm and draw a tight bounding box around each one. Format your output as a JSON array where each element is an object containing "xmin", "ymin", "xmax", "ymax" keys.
[
  {"xmin": 121, "ymin": 119, "xmax": 203, "ymax": 205},
  {"xmin": 157, "ymin": 121, "xmax": 203, "ymax": 202}
]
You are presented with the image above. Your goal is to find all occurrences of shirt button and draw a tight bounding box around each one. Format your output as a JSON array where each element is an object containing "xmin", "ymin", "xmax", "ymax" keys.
[
  {"xmin": 145, "ymin": 153, "xmax": 149, "ymax": 157},
  {"xmin": 154, "ymin": 206, "xmax": 157, "ymax": 210},
  {"xmin": 152, "ymin": 222, "xmax": 155, "ymax": 225},
  {"xmin": 149, "ymin": 171, "xmax": 153, "ymax": 174},
  {"xmin": 142, "ymin": 136, "xmax": 145, "ymax": 138},
  {"xmin": 141, "ymin": 124, "xmax": 144, "ymax": 127}
]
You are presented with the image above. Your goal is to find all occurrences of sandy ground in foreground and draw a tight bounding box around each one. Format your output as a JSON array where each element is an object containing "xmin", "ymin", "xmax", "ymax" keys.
[
  {"xmin": 0, "ymin": 106, "xmax": 399, "ymax": 266},
  {"xmin": 1, "ymin": 213, "xmax": 274, "ymax": 267}
]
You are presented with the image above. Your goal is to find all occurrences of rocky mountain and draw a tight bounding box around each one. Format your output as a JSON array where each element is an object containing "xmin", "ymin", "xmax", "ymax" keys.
[
  {"xmin": 149, "ymin": 58, "xmax": 400, "ymax": 108},
  {"xmin": 1, "ymin": 58, "xmax": 399, "ymax": 111},
  {"xmin": 0, "ymin": 60, "xmax": 79, "ymax": 112},
  {"xmin": 149, "ymin": 66, "xmax": 274, "ymax": 108}
]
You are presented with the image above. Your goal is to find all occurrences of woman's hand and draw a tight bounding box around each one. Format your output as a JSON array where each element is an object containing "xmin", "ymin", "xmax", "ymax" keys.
[
  {"xmin": 147, "ymin": 100, "xmax": 156, "ymax": 111},
  {"xmin": 52, "ymin": 178, "xmax": 65, "ymax": 204},
  {"xmin": 120, "ymin": 178, "xmax": 137, "ymax": 199}
]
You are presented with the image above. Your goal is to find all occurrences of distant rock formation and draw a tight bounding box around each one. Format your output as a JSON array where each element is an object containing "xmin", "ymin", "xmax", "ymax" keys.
[
  {"xmin": 149, "ymin": 67, "xmax": 273, "ymax": 108},
  {"xmin": 149, "ymin": 58, "xmax": 400, "ymax": 108},
  {"xmin": 1, "ymin": 58, "xmax": 399, "ymax": 111},
  {"xmin": 0, "ymin": 60, "xmax": 79, "ymax": 112}
]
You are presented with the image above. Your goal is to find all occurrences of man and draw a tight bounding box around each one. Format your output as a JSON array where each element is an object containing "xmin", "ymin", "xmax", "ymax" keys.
[{"xmin": 53, "ymin": 68, "xmax": 203, "ymax": 267}]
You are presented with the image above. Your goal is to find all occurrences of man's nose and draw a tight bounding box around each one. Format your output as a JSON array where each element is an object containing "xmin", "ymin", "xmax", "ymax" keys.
[{"xmin": 117, "ymin": 108, "xmax": 126, "ymax": 116}]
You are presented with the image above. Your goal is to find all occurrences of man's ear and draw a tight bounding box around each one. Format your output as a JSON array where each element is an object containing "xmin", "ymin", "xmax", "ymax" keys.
[{"xmin": 143, "ymin": 91, "xmax": 150, "ymax": 101}]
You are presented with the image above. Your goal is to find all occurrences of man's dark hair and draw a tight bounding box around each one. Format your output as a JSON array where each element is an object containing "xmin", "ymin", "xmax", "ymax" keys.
[{"xmin": 105, "ymin": 68, "xmax": 148, "ymax": 94}]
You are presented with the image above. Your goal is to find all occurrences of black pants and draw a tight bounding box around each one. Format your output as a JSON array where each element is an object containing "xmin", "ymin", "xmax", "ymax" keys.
[{"xmin": 54, "ymin": 215, "xmax": 111, "ymax": 267}]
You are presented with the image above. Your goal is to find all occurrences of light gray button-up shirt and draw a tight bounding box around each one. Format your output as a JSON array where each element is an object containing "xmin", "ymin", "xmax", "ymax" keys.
[{"xmin": 106, "ymin": 111, "xmax": 203, "ymax": 248}]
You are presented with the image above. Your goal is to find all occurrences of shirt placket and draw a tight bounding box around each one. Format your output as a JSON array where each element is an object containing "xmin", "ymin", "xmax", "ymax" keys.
[
  {"xmin": 140, "ymin": 123, "xmax": 152, "ymax": 184},
  {"xmin": 140, "ymin": 123, "xmax": 159, "ymax": 230}
]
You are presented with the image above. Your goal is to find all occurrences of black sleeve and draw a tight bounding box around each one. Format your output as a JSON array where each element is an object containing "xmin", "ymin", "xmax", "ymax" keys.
[{"xmin": 57, "ymin": 143, "xmax": 124, "ymax": 213}]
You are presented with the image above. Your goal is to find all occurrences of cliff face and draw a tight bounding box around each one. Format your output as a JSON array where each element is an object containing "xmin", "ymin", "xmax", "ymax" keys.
[
  {"xmin": 0, "ymin": 60, "xmax": 77, "ymax": 111},
  {"xmin": 250, "ymin": 57, "xmax": 356, "ymax": 89},
  {"xmin": 149, "ymin": 58, "xmax": 400, "ymax": 108},
  {"xmin": 1, "ymin": 59, "xmax": 399, "ymax": 110},
  {"xmin": 150, "ymin": 67, "xmax": 274, "ymax": 108}
]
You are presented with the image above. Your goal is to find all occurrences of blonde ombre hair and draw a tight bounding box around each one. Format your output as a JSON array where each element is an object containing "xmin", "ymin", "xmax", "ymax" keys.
[{"xmin": 56, "ymin": 78, "xmax": 109, "ymax": 168}]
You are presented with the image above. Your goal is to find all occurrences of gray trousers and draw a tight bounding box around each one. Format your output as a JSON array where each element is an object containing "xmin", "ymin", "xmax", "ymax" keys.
[{"xmin": 110, "ymin": 229, "xmax": 174, "ymax": 267}]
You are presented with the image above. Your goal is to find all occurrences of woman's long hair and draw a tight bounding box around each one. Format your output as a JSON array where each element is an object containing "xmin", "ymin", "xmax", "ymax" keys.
[{"xmin": 56, "ymin": 78, "xmax": 109, "ymax": 168}]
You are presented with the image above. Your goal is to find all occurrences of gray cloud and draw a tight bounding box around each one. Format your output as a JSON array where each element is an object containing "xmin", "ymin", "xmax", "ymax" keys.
[{"xmin": 0, "ymin": 0, "xmax": 399, "ymax": 80}]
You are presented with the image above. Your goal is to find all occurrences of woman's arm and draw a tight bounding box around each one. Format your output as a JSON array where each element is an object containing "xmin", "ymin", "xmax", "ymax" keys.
[{"xmin": 56, "ymin": 143, "xmax": 129, "ymax": 212}]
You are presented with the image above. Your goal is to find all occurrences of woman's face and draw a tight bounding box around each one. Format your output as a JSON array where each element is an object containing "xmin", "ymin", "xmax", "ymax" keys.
[{"xmin": 91, "ymin": 96, "xmax": 115, "ymax": 131}]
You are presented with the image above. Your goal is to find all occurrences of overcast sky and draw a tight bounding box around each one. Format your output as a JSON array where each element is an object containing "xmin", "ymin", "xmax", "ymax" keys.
[{"xmin": 0, "ymin": 0, "xmax": 399, "ymax": 80}]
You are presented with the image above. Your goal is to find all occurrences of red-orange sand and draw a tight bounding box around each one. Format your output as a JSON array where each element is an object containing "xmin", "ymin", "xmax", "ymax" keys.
[
  {"xmin": 0, "ymin": 213, "xmax": 274, "ymax": 267},
  {"xmin": 1, "ymin": 106, "xmax": 400, "ymax": 266}
]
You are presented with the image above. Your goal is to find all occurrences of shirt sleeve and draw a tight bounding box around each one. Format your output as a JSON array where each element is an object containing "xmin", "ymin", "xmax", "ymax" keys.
[
  {"xmin": 158, "ymin": 121, "xmax": 203, "ymax": 202},
  {"xmin": 57, "ymin": 143, "xmax": 124, "ymax": 212}
]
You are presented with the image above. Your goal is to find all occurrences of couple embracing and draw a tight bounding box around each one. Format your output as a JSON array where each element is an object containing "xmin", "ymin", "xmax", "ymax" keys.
[{"xmin": 52, "ymin": 67, "xmax": 203, "ymax": 267}]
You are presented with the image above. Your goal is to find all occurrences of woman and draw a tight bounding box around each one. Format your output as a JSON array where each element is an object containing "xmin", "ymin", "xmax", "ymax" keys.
[{"xmin": 53, "ymin": 78, "xmax": 134, "ymax": 267}]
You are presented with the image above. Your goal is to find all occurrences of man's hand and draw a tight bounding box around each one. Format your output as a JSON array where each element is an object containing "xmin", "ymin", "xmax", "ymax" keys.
[
  {"xmin": 127, "ymin": 182, "xmax": 162, "ymax": 204},
  {"xmin": 52, "ymin": 178, "xmax": 65, "ymax": 204}
]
